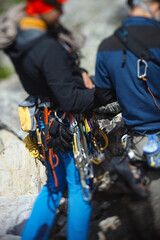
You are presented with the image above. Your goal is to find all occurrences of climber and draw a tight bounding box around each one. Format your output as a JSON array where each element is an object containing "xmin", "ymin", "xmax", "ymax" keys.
[
  {"xmin": 4, "ymin": 0, "xmax": 97, "ymax": 239},
  {"xmin": 94, "ymin": 0, "xmax": 160, "ymax": 198}
]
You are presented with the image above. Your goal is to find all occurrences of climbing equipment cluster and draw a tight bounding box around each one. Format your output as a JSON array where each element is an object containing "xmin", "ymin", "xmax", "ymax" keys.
[
  {"xmin": 70, "ymin": 113, "xmax": 108, "ymax": 200},
  {"xmin": 18, "ymin": 96, "xmax": 109, "ymax": 200},
  {"xmin": 121, "ymin": 130, "xmax": 160, "ymax": 168}
]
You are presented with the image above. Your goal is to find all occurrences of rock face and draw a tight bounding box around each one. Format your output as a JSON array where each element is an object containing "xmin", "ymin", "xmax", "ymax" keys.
[
  {"xmin": 0, "ymin": 75, "xmax": 46, "ymax": 196},
  {"xmin": 0, "ymin": 129, "xmax": 46, "ymax": 196},
  {"xmin": 0, "ymin": 76, "xmax": 47, "ymax": 240},
  {"xmin": 0, "ymin": 195, "xmax": 36, "ymax": 240},
  {"xmin": 1, "ymin": 1, "xmax": 160, "ymax": 240}
]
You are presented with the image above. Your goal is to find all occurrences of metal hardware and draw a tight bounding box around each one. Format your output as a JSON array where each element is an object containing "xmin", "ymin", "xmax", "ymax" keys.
[
  {"xmin": 137, "ymin": 59, "xmax": 148, "ymax": 79},
  {"xmin": 54, "ymin": 110, "xmax": 66, "ymax": 123},
  {"xmin": 72, "ymin": 116, "xmax": 94, "ymax": 201}
]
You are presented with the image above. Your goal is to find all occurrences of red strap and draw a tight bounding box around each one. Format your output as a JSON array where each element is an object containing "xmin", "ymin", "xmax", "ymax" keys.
[{"xmin": 49, "ymin": 148, "xmax": 59, "ymax": 188}]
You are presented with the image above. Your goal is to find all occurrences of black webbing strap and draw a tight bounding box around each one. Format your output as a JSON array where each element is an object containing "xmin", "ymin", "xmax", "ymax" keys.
[{"xmin": 114, "ymin": 26, "xmax": 160, "ymax": 67}]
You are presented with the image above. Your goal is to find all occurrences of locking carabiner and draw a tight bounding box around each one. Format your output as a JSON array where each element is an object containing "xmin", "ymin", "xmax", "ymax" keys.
[
  {"xmin": 137, "ymin": 59, "xmax": 148, "ymax": 79},
  {"xmin": 54, "ymin": 110, "xmax": 66, "ymax": 123}
]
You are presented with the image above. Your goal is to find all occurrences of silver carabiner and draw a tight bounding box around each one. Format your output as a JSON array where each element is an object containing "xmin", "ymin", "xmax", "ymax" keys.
[
  {"xmin": 82, "ymin": 184, "xmax": 92, "ymax": 201},
  {"xmin": 84, "ymin": 164, "xmax": 94, "ymax": 179},
  {"xmin": 137, "ymin": 59, "xmax": 148, "ymax": 79},
  {"xmin": 121, "ymin": 134, "xmax": 130, "ymax": 149},
  {"xmin": 54, "ymin": 110, "xmax": 66, "ymax": 123}
]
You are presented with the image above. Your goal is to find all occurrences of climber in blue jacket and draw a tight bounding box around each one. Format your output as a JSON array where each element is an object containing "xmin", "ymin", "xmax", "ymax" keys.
[{"xmin": 95, "ymin": 0, "xmax": 160, "ymax": 198}]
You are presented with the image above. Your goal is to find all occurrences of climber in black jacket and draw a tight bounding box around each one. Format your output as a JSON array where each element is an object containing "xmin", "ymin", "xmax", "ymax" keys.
[
  {"xmin": 6, "ymin": 1, "xmax": 95, "ymax": 113},
  {"xmin": 5, "ymin": 0, "xmax": 95, "ymax": 240}
]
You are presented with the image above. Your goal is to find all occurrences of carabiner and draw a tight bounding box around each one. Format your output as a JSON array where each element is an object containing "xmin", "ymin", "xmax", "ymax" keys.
[
  {"xmin": 84, "ymin": 164, "xmax": 94, "ymax": 179},
  {"xmin": 54, "ymin": 110, "xmax": 66, "ymax": 123},
  {"xmin": 137, "ymin": 59, "xmax": 148, "ymax": 79},
  {"xmin": 82, "ymin": 184, "xmax": 92, "ymax": 201},
  {"xmin": 121, "ymin": 134, "xmax": 130, "ymax": 149}
]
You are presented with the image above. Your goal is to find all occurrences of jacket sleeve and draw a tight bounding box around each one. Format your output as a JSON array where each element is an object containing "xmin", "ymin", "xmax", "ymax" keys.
[
  {"xmin": 94, "ymin": 86, "xmax": 116, "ymax": 107},
  {"xmin": 41, "ymin": 39, "xmax": 95, "ymax": 113},
  {"xmin": 94, "ymin": 51, "xmax": 117, "ymax": 106}
]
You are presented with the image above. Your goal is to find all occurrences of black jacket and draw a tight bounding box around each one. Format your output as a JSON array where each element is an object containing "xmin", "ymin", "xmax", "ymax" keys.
[{"xmin": 6, "ymin": 27, "xmax": 95, "ymax": 113}]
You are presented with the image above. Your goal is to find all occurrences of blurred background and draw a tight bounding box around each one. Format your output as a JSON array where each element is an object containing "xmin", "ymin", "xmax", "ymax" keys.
[{"xmin": 1, "ymin": 1, "xmax": 160, "ymax": 240}]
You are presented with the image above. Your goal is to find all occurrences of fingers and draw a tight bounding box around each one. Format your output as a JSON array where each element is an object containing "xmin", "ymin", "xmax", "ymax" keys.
[{"xmin": 82, "ymin": 72, "xmax": 94, "ymax": 89}]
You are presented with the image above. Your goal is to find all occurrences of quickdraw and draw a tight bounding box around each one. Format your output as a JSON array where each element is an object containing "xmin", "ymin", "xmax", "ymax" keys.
[
  {"xmin": 33, "ymin": 100, "xmax": 60, "ymax": 192},
  {"xmin": 70, "ymin": 115, "xmax": 93, "ymax": 201},
  {"xmin": 70, "ymin": 112, "xmax": 109, "ymax": 200},
  {"xmin": 22, "ymin": 97, "xmax": 109, "ymax": 199}
]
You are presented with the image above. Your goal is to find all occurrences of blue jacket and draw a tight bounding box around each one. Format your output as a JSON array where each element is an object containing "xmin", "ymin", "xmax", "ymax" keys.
[{"xmin": 95, "ymin": 17, "xmax": 160, "ymax": 130}]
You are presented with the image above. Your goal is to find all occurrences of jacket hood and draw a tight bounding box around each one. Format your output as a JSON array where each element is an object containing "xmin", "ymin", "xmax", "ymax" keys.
[{"xmin": 6, "ymin": 28, "xmax": 46, "ymax": 58}]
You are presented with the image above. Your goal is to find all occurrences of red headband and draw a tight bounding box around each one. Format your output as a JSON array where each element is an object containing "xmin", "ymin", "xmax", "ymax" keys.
[{"xmin": 26, "ymin": 0, "xmax": 67, "ymax": 15}]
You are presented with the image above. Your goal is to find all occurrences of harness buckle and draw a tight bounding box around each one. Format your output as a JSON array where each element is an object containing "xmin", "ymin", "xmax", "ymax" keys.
[{"xmin": 137, "ymin": 59, "xmax": 148, "ymax": 79}]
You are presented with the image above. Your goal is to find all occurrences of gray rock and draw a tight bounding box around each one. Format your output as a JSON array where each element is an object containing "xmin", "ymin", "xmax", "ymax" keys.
[
  {"xmin": 0, "ymin": 129, "xmax": 46, "ymax": 196},
  {"xmin": 99, "ymin": 216, "xmax": 121, "ymax": 232},
  {"xmin": 0, "ymin": 74, "xmax": 27, "ymax": 139},
  {"xmin": 0, "ymin": 195, "xmax": 36, "ymax": 237},
  {"xmin": 0, "ymin": 234, "xmax": 21, "ymax": 240},
  {"xmin": 0, "ymin": 136, "xmax": 4, "ymax": 153}
]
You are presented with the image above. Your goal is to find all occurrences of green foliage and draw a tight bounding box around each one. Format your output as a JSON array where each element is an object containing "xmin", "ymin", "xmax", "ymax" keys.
[
  {"xmin": 0, "ymin": 66, "xmax": 14, "ymax": 81},
  {"xmin": 0, "ymin": 0, "xmax": 24, "ymax": 14},
  {"xmin": 15, "ymin": 0, "xmax": 24, "ymax": 2}
]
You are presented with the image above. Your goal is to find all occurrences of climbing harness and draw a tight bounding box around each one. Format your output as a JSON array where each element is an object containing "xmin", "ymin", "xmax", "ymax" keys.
[
  {"xmin": 116, "ymin": 132, "xmax": 150, "ymax": 196},
  {"xmin": 18, "ymin": 96, "xmax": 109, "ymax": 199},
  {"xmin": 56, "ymin": 112, "xmax": 109, "ymax": 200},
  {"xmin": 121, "ymin": 129, "xmax": 160, "ymax": 169},
  {"xmin": 18, "ymin": 96, "xmax": 60, "ymax": 192},
  {"xmin": 35, "ymin": 99, "xmax": 60, "ymax": 192}
]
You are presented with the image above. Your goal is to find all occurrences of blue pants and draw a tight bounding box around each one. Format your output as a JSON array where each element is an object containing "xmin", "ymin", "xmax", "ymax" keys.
[{"xmin": 21, "ymin": 151, "xmax": 92, "ymax": 240}]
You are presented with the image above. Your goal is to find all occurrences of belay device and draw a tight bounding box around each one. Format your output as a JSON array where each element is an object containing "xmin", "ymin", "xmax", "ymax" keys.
[{"xmin": 18, "ymin": 96, "xmax": 109, "ymax": 200}]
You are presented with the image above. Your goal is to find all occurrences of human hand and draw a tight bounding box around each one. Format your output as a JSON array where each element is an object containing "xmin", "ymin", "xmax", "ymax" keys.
[{"xmin": 82, "ymin": 72, "xmax": 94, "ymax": 89}]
